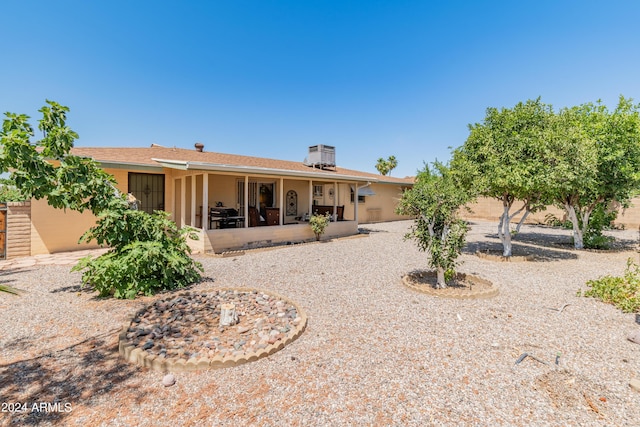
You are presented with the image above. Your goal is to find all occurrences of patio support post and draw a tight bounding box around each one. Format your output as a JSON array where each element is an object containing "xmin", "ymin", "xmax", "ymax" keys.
[
  {"xmin": 168, "ymin": 176, "xmax": 176, "ymax": 222},
  {"xmin": 354, "ymin": 183, "xmax": 359, "ymax": 225},
  {"xmin": 180, "ymin": 177, "xmax": 186, "ymax": 228},
  {"xmin": 308, "ymin": 180, "xmax": 313, "ymax": 217},
  {"xmin": 333, "ymin": 181, "xmax": 338, "ymax": 221},
  {"xmin": 279, "ymin": 177, "xmax": 284, "ymax": 225},
  {"xmin": 202, "ymin": 173, "xmax": 209, "ymax": 230},
  {"xmin": 244, "ymin": 175, "xmax": 249, "ymax": 228},
  {"xmin": 190, "ymin": 175, "xmax": 196, "ymax": 227}
]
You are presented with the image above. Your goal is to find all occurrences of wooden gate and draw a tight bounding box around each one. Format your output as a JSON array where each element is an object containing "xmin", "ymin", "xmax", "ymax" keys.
[{"xmin": 0, "ymin": 203, "xmax": 6, "ymax": 259}]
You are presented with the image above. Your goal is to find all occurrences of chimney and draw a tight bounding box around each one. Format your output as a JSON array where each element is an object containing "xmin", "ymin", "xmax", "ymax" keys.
[{"xmin": 195, "ymin": 142, "xmax": 204, "ymax": 152}]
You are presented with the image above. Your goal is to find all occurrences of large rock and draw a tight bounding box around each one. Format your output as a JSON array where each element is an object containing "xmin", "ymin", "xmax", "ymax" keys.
[{"xmin": 162, "ymin": 374, "xmax": 176, "ymax": 387}]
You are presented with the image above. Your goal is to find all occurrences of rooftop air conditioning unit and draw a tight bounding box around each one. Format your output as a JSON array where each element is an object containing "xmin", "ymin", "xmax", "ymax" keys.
[{"xmin": 306, "ymin": 145, "xmax": 336, "ymax": 169}]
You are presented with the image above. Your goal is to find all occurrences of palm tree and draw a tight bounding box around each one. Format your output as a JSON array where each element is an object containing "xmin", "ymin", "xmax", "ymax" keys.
[
  {"xmin": 375, "ymin": 156, "xmax": 398, "ymax": 176},
  {"xmin": 387, "ymin": 155, "xmax": 398, "ymax": 176},
  {"xmin": 375, "ymin": 157, "xmax": 390, "ymax": 175}
]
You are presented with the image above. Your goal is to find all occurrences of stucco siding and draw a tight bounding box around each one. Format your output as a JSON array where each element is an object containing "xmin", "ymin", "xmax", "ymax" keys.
[
  {"xmin": 461, "ymin": 196, "xmax": 640, "ymax": 230},
  {"xmin": 30, "ymin": 198, "xmax": 100, "ymax": 255}
]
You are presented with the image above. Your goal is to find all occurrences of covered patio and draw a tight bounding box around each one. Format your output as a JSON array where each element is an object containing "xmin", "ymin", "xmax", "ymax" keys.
[{"xmin": 156, "ymin": 158, "xmax": 373, "ymax": 253}]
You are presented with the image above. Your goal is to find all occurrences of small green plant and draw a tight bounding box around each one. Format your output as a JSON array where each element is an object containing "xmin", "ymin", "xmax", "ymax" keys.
[
  {"xmin": 581, "ymin": 202, "xmax": 618, "ymax": 249},
  {"xmin": 73, "ymin": 208, "xmax": 203, "ymax": 299},
  {"xmin": 309, "ymin": 212, "xmax": 331, "ymax": 241},
  {"xmin": 581, "ymin": 258, "xmax": 640, "ymax": 313}
]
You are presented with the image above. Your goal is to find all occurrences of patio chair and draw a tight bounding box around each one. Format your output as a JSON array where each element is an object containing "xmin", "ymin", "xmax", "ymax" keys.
[{"xmin": 248, "ymin": 206, "xmax": 266, "ymax": 227}]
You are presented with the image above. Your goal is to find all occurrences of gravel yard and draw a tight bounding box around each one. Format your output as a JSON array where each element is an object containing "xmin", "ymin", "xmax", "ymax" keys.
[{"xmin": 1, "ymin": 220, "xmax": 640, "ymax": 426}]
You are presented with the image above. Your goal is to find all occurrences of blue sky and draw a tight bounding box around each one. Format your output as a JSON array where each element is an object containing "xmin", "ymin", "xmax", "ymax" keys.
[{"xmin": 2, "ymin": 1, "xmax": 640, "ymax": 178}]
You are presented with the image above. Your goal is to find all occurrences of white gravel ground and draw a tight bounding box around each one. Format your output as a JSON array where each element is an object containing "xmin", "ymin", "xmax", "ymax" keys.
[{"xmin": 1, "ymin": 220, "xmax": 640, "ymax": 426}]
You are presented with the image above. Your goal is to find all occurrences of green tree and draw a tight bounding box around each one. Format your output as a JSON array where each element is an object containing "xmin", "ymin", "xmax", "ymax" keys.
[
  {"xmin": 549, "ymin": 97, "xmax": 640, "ymax": 249},
  {"xmin": 0, "ymin": 102, "xmax": 118, "ymax": 213},
  {"xmin": 453, "ymin": 99, "xmax": 554, "ymax": 256},
  {"xmin": 396, "ymin": 162, "xmax": 472, "ymax": 288},
  {"xmin": 375, "ymin": 155, "xmax": 398, "ymax": 176},
  {"xmin": 0, "ymin": 101, "xmax": 202, "ymax": 298},
  {"xmin": 0, "ymin": 178, "xmax": 24, "ymax": 202}
]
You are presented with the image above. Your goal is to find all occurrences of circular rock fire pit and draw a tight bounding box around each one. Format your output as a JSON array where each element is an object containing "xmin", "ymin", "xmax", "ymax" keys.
[{"xmin": 119, "ymin": 288, "xmax": 307, "ymax": 372}]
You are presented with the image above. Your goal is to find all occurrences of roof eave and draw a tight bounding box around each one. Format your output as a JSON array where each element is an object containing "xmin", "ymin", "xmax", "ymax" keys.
[
  {"xmin": 152, "ymin": 158, "xmax": 377, "ymax": 182},
  {"xmin": 96, "ymin": 160, "xmax": 165, "ymax": 172}
]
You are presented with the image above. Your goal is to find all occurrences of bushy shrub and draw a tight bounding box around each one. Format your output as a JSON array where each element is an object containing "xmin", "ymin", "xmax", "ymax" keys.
[
  {"xmin": 73, "ymin": 207, "xmax": 203, "ymax": 299},
  {"xmin": 581, "ymin": 258, "xmax": 640, "ymax": 313},
  {"xmin": 309, "ymin": 212, "xmax": 331, "ymax": 241},
  {"xmin": 582, "ymin": 203, "xmax": 618, "ymax": 249},
  {"xmin": 546, "ymin": 203, "xmax": 617, "ymax": 249}
]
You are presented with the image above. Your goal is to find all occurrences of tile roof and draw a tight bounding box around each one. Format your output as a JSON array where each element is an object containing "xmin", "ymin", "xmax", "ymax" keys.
[{"xmin": 70, "ymin": 145, "xmax": 414, "ymax": 184}]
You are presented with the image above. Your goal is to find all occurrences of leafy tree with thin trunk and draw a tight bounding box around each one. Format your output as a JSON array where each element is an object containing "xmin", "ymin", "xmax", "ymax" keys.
[
  {"xmin": 453, "ymin": 99, "xmax": 554, "ymax": 257},
  {"xmin": 396, "ymin": 161, "xmax": 472, "ymax": 288},
  {"xmin": 549, "ymin": 97, "xmax": 640, "ymax": 249},
  {"xmin": 0, "ymin": 101, "xmax": 202, "ymax": 298}
]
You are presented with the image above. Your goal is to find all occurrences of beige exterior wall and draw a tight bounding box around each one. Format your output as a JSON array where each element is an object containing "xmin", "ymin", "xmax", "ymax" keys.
[
  {"xmin": 461, "ymin": 197, "xmax": 565, "ymax": 224},
  {"xmin": 30, "ymin": 198, "xmax": 100, "ymax": 255},
  {"xmin": 338, "ymin": 182, "xmax": 410, "ymax": 223},
  {"xmin": 616, "ymin": 197, "xmax": 640, "ymax": 229},
  {"xmin": 7, "ymin": 202, "xmax": 32, "ymax": 259},
  {"xmin": 462, "ymin": 196, "xmax": 640, "ymax": 229},
  {"xmin": 28, "ymin": 166, "xmax": 166, "ymax": 256},
  {"xmin": 285, "ymin": 179, "xmax": 312, "ymax": 221}
]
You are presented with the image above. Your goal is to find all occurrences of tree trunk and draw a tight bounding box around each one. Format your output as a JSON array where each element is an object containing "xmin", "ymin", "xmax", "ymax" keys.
[
  {"xmin": 219, "ymin": 303, "xmax": 238, "ymax": 326},
  {"xmin": 565, "ymin": 203, "xmax": 584, "ymax": 249},
  {"xmin": 514, "ymin": 208, "xmax": 530, "ymax": 234},
  {"xmin": 436, "ymin": 266, "xmax": 447, "ymax": 289},
  {"xmin": 498, "ymin": 202, "xmax": 513, "ymax": 257},
  {"xmin": 580, "ymin": 208, "xmax": 593, "ymax": 246}
]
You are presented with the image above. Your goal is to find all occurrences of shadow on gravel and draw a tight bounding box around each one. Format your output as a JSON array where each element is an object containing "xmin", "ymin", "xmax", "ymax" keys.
[
  {"xmin": 50, "ymin": 275, "xmax": 214, "ymax": 298},
  {"xmin": 1, "ymin": 336, "xmax": 34, "ymax": 352},
  {"xmin": 358, "ymin": 227, "xmax": 388, "ymax": 234},
  {"xmin": 0, "ymin": 330, "xmax": 143, "ymax": 426},
  {"xmin": 0, "ymin": 268, "xmax": 30, "ymax": 282},
  {"xmin": 50, "ymin": 284, "xmax": 84, "ymax": 294},
  {"xmin": 512, "ymin": 230, "xmax": 637, "ymax": 253},
  {"xmin": 464, "ymin": 241, "xmax": 579, "ymax": 262}
]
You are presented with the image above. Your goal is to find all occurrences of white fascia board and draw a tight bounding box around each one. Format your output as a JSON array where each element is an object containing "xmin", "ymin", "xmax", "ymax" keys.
[
  {"xmin": 95, "ymin": 160, "xmax": 164, "ymax": 172},
  {"xmin": 151, "ymin": 158, "xmax": 376, "ymax": 183}
]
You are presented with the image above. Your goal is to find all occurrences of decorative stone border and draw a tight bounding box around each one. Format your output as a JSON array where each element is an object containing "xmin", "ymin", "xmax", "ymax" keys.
[
  {"xmin": 402, "ymin": 271, "xmax": 499, "ymax": 299},
  {"xmin": 118, "ymin": 288, "xmax": 308, "ymax": 373},
  {"xmin": 475, "ymin": 250, "xmax": 535, "ymax": 262}
]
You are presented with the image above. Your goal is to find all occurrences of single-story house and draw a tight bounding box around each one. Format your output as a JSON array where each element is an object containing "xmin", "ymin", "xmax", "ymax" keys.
[{"xmin": 22, "ymin": 144, "xmax": 414, "ymax": 256}]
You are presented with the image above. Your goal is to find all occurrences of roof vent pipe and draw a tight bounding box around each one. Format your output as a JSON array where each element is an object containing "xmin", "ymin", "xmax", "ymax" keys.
[{"xmin": 195, "ymin": 142, "xmax": 204, "ymax": 152}]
